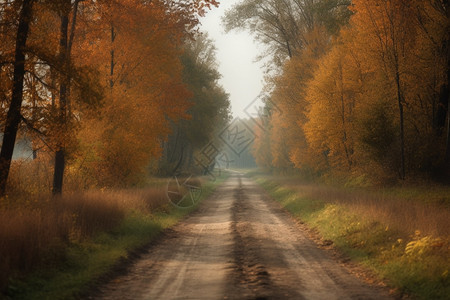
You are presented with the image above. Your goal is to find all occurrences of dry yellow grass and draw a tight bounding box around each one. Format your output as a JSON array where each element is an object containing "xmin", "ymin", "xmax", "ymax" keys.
[
  {"xmin": 276, "ymin": 178, "xmax": 450, "ymax": 238},
  {"xmin": 0, "ymin": 187, "xmax": 173, "ymax": 291},
  {"xmin": 257, "ymin": 175, "xmax": 450, "ymax": 299},
  {"xmin": 0, "ymin": 159, "xmax": 177, "ymax": 292}
]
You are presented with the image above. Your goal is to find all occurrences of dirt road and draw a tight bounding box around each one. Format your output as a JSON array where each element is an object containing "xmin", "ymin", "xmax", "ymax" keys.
[{"xmin": 92, "ymin": 173, "xmax": 391, "ymax": 299}]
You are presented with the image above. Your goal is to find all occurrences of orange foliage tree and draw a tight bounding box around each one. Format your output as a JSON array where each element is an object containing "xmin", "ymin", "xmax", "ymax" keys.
[
  {"xmin": 270, "ymin": 26, "xmax": 331, "ymax": 173},
  {"xmin": 74, "ymin": 0, "xmax": 214, "ymax": 187},
  {"xmin": 303, "ymin": 33, "xmax": 361, "ymax": 174},
  {"xmin": 0, "ymin": 0, "xmax": 220, "ymax": 193}
]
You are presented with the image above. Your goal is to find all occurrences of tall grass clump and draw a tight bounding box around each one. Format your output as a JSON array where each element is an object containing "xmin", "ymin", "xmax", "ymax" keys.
[
  {"xmin": 0, "ymin": 193, "xmax": 125, "ymax": 290},
  {"xmin": 274, "ymin": 177, "xmax": 450, "ymax": 238},
  {"xmin": 0, "ymin": 159, "xmax": 183, "ymax": 294}
]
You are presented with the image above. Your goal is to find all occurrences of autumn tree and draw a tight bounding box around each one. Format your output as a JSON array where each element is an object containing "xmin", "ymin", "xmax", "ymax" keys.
[
  {"xmin": 223, "ymin": 0, "xmax": 351, "ymax": 66},
  {"xmin": 344, "ymin": 0, "xmax": 450, "ymax": 179},
  {"xmin": 414, "ymin": 0, "xmax": 450, "ymax": 174},
  {"xmin": 160, "ymin": 34, "xmax": 230, "ymax": 175},
  {"xmin": 74, "ymin": 0, "xmax": 222, "ymax": 187},
  {"xmin": 238, "ymin": 0, "xmax": 448, "ymax": 182},
  {"xmin": 52, "ymin": 0, "xmax": 79, "ymax": 195},
  {"xmin": 269, "ymin": 26, "xmax": 331, "ymax": 172},
  {"xmin": 0, "ymin": 0, "xmax": 103, "ymax": 195},
  {"xmin": 0, "ymin": 0, "xmax": 220, "ymax": 193},
  {"xmin": 351, "ymin": 0, "xmax": 419, "ymax": 179},
  {"xmin": 0, "ymin": 0, "xmax": 35, "ymax": 196},
  {"xmin": 28, "ymin": 0, "xmax": 101, "ymax": 194},
  {"xmin": 224, "ymin": 0, "xmax": 352, "ymax": 174},
  {"xmin": 302, "ymin": 0, "xmax": 449, "ymax": 181}
]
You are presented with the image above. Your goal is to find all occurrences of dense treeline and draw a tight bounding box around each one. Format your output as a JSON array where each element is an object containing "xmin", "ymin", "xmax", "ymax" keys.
[
  {"xmin": 0, "ymin": 0, "xmax": 229, "ymax": 194},
  {"xmin": 226, "ymin": 0, "xmax": 450, "ymax": 183},
  {"xmin": 159, "ymin": 35, "xmax": 230, "ymax": 176}
]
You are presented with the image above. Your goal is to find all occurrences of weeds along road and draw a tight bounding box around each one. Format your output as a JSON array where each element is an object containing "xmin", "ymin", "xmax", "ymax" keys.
[{"xmin": 92, "ymin": 173, "xmax": 391, "ymax": 300}]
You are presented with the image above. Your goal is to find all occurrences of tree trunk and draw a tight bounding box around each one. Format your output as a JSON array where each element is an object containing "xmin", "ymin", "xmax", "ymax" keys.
[
  {"xmin": 446, "ymin": 98, "xmax": 450, "ymax": 159},
  {"xmin": 434, "ymin": 84, "xmax": 448, "ymax": 136},
  {"xmin": 52, "ymin": 0, "xmax": 81, "ymax": 195},
  {"xmin": 0, "ymin": 0, "xmax": 34, "ymax": 196},
  {"xmin": 445, "ymin": 55, "xmax": 450, "ymax": 176},
  {"xmin": 338, "ymin": 61, "xmax": 352, "ymax": 169},
  {"xmin": 110, "ymin": 25, "xmax": 116, "ymax": 89},
  {"xmin": 52, "ymin": 11, "xmax": 69, "ymax": 195},
  {"xmin": 398, "ymin": 101, "xmax": 406, "ymax": 180},
  {"xmin": 396, "ymin": 71, "xmax": 406, "ymax": 180},
  {"xmin": 442, "ymin": 0, "xmax": 450, "ymax": 176}
]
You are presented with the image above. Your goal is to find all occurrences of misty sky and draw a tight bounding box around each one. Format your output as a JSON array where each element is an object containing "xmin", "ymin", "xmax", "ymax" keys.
[{"xmin": 200, "ymin": 1, "xmax": 264, "ymax": 118}]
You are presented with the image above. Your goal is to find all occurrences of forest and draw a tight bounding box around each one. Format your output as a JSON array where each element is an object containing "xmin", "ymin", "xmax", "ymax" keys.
[
  {"xmin": 0, "ymin": 0, "xmax": 229, "ymax": 195},
  {"xmin": 225, "ymin": 0, "xmax": 450, "ymax": 183}
]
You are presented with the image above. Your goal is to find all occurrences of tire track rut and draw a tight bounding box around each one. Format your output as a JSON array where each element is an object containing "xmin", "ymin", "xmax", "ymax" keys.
[{"xmin": 230, "ymin": 176, "xmax": 288, "ymax": 299}]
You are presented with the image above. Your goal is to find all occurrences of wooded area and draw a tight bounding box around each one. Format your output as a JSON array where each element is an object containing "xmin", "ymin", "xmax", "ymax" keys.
[
  {"xmin": 226, "ymin": 0, "xmax": 450, "ymax": 183},
  {"xmin": 0, "ymin": 0, "xmax": 229, "ymax": 196}
]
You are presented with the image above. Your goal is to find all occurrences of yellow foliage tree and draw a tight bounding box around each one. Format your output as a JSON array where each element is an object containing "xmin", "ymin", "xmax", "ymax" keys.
[
  {"xmin": 269, "ymin": 26, "xmax": 331, "ymax": 172},
  {"xmin": 348, "ymin": 0, "xmax": 448, "ymax": 179},
  {"xmin": 75, "ymin": 0, "xmax": 193, "ymax": 186},
  {"xmin": 304, "ymin": 36, "xmax": 358, "ymax": 173}
]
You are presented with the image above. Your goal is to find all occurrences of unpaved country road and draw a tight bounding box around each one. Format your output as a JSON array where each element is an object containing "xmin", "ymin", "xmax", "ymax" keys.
[{"xmin": 92, "ymin": 173, "xmax": 391, "ymax": 300}]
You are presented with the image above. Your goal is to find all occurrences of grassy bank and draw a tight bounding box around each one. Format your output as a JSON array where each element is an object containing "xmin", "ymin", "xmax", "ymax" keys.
[
  {"xmin": 249, "ymin": 172, "xmax": 449, "ymax": 300},
  {"xmin": 1, "ymin": 174, "xmax": 227, "ymax": 300}
]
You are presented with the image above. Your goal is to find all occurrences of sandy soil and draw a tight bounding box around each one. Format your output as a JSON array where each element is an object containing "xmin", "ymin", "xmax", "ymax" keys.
[{"xmin": 91, "ymin": 172, "xmax": 391, "ymax": 300}]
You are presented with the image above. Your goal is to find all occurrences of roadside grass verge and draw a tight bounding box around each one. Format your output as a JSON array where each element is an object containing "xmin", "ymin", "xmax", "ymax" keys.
[
  {"xmin": 1, "ymin": 173, "xmax": 228, "ymax": 300},
  {"xmin": 250, "ymin": 173, "xmax": 449, "ymax": 300}
]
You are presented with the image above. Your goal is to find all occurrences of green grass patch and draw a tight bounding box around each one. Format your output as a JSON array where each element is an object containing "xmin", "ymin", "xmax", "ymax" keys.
[
  {"xmin": 5, "ymin": 174, "xmax": 228, "ymax": 300},
  {"xmin": 376, "ymin": 185, "xmax": 450, "ymax": 206},
  {"xmin": 254, "ymin": 175, "xmax": 450, "ymax": 300}
]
